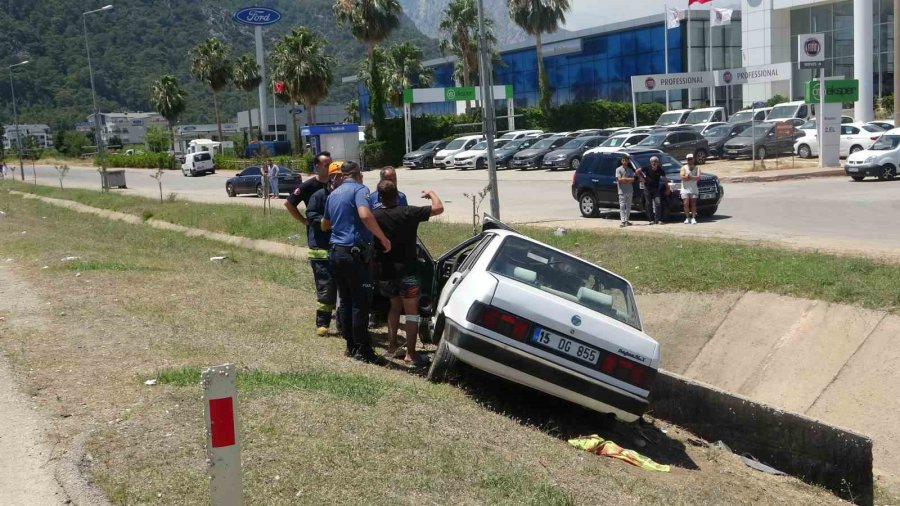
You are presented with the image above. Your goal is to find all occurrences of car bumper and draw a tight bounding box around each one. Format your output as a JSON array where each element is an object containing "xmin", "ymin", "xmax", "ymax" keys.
[
  {"xmin": 454, "ymin": 161, "xmax": 477, "ymax": 169},
  {"xmin": 844, "ymin": 163, "xmax": 881, "ymax": 177},
  {"xmin": 511, "ymin": 159, "xmax": 537, "ymax": 169},
  {"xmin": 403, "ymin": 159, "xmax": 426, "ymax": 168},
  {"xmin": 722, "ymin": 147, "xmax": 752, "ymax": 158},
  {"xmin": 434, "ymin": 159, "xmax": 453, "ymax": 168},
  {"xmin": 543, "ymin": 159, "xmax": 568, "ymax": 169},
  {"xmin": 443, "ymin": 318, "xmax": 649, "ymax": 422}
]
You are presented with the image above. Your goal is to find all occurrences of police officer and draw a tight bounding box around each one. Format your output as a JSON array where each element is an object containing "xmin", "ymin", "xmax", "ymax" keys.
[{"xmin": 323, "ymin": 161, "xmax": 391, "ymax": 363}]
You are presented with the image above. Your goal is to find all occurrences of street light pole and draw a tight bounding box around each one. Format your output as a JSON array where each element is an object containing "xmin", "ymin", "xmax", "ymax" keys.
[
  {"xmin": 475, "ymin": 0, "xmax": 500, "ymax": 219},
  {"xmin": 7, "ymin": 60, "xmax": 30, "ymax": 181},
  {"xmin": 83, "ymin": 4, "xmax": 113, "ymax": 190}
]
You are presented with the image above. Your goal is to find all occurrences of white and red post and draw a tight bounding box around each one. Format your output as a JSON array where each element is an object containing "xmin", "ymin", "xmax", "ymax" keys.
[{"xmin": 203, "ymin": 364, "xmax": 243, "ymax": 506}]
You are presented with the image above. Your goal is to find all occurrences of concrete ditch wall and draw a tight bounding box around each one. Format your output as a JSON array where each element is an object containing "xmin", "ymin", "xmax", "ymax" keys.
[{"xmin": 651, "ymin": 370, "xmax": 874, "ymax": 505}]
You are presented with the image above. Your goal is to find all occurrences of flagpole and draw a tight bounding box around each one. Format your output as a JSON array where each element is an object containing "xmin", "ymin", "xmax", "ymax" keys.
[
  {"xmin": 687, "ymin": 5, "xmax": 692, "ymax": 107},
  {"xmin": 709, "ymin": 11, "xmax": 714, "ymax": 106},
  {"xmin": 664, "ymin": 4, "xmax": 670, "ymax": 109}
]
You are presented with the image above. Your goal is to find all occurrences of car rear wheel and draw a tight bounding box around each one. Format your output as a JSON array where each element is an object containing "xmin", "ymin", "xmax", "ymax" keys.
[
  {"xmin": 256, "ymin": 184, "xmax": 264, "ymax": 199},
  {"xmin": 756, "ymin": 146, "xmax": 767, "ymax": 159},
  {"xmin": 797, "ymin": 144, "xmax": 812, "ymax": 158},
  {"xmin": 570, "ymin": 157, "xmax": 581, "ymax": 170},
  {"xmin": 578, "ymin": 192, "xmax": 600, "ymax": 218},
  {"xmin": 878, "ymin": 164, "xmax": 897, "ymax": 181},
  {"xmin": 427, "ymin": 338, "xmax": 458, "ymax": 383},
  {"xmin": 849, "ymin": 145, "xmax": 864, "ymax": 155},
  {"xmin": 851, "ymin": 175, "xmax": 865, "ymax": 181},
  {"xmin": 226, "ymin": 183, "xmax": 236, "ymax": 197},
  {"xmin": 694, "ymin": 149, "xmax": 708, "ymax": 165}
]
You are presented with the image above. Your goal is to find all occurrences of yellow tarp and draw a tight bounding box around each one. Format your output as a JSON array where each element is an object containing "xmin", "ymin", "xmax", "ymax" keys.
[{"xmin": 568, "ymin": 435, "xmax": 671, "ymax": 473}]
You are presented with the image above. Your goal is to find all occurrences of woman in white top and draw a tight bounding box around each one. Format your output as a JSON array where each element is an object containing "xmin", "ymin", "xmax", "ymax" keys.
[{"xmin": 680, "ymin": 154, "xmax": 701, "ymax": 224}]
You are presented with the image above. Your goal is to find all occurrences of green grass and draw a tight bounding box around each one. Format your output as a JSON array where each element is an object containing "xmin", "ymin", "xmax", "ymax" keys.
[
  {"xmin": 57, "ymin": 260, "xmax": 154, "ymax": 272},
  {"xmin": 8, "ymin": 181, "xmax": 900, "ymax": 313},
  {"xmin": 154, "ymin": 367, "xmax": 389, "ymax": 405}
]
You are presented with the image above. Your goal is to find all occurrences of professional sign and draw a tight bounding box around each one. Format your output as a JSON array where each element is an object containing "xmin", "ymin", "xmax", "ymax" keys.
[
  {"xmin": 804, "ymin": 79, "xmax": 859, "ymax": 104},
  {"xmin": 630, "ymin": 71, "xmax": 714, "ymax": 93},
  {"xmin": 713, "ymin": 62, "xmax": 793, "ymax": 86},
  {"xmin": 797, "ymin": 33, "xmax": 825, "ymax": 69},
  {"xmin": 233, "ymin": 7, "xmax": 282, "ymax": 26}
]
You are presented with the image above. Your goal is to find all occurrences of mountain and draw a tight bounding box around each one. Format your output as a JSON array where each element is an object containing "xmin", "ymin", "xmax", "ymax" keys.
[{"xmin": 0, "ymin": 0, "xmax": 439, "ymax": 131}]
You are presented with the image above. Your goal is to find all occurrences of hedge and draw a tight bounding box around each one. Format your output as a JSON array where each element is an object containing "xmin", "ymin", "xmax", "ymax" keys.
[{"xmin": 101, "ymin": 152, "xmax": 174, "ymax": 169}]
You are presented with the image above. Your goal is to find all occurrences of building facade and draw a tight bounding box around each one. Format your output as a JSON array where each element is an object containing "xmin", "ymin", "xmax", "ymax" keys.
[
  {"xmin": 2, "ymin": 124, "xmax": 53, "ymax": 150},
  {"xmin": 86, "ymin": 112, "xmax": 168, "ymax": 147},
  {"xmin": 173, "ymin": 123, "xmax": 241, "ymax": 153},
  {"xmin": 236, "ymin": 104, "xmax": 350, "ymax": 142}
]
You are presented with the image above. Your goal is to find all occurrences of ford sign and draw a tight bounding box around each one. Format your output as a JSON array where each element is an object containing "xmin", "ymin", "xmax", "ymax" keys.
[{"xmin": 233, "ymin": 7, "xmax": 281, "ymax": 26}]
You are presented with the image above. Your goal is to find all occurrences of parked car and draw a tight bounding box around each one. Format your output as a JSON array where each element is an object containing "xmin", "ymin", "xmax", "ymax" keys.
[
  {"xmin": 402, "ymin": 140, "xmax": 449, "ymax": 170},
  {"xmin": 498, "ymin": 129, "xmax": 544, "ymax": 140},
  {"xmin": 452, "ymin": 139, "xmax": 510, "ymax": 170},
  {"xmin": 426, "ymin": 217, "xmax": 659, "ymax": 422},
  {"xmin": 542, "ymin": 136, "xmax": 606, "ymax": 171},
  {"xmin": 684, "ymin": 107, "xmax": 727, "ymax": 131},
  {"xmin": 495, "ymin": 137, "xmax": 540, "ymax": 168},
  {"xmin": 181, "ymin": 151, "xmax": 215, "ymax": 177},
  {"xmin": 868, "ymin": 120, "xmax": 895, "ymax": 131},
  {"xmin": 729, "ymin": 107, "xmax": 771, "ymax": 124},
  {"xmin": 844, "ymin": 128, "xmax": 900, "ymax": 181},
  {"xmin": 510, "ymin": 134, "xmax": 577, "ymax": 170},
  {"xmin": 794, "ymin": 123, "xmax": 885, "ymax": 159},
  {"xmin": 594, "ymin": 133, "xmax": 649, "ymax": 152},
  {"xmin": 766, "ymin": 101, "xmax": 811, "ymax": 122},
  {"xmin": 434, "ymin": 135, "xmax": 484, "ymax": 169},
  {"xmin": 572, "ymin": 148, "xmax": 723, "ymax": 219},
  {"xmin": 702, "ymin": 122, "xmax": 751, "ymax": 158},
  {"xmin": 654, "ymin": 109, "xmax": 692, "ymax": 127},
  {"xmin": 574, "ymin": 128, "xmax": 610, "ymax": 138},
  {"xmin": 225, "ymin": 166, "xmax": 302, "ymax": 198},
  {"xmin": 723, "ymin": 123, "xmax": 797, "ymax": 159},
  {"xmin": 635, "ymin": 129, "xmax": 710, "ymax": 163}
]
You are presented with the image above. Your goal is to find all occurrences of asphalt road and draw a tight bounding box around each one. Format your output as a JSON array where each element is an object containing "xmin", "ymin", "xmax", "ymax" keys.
[{"xmin": 14, "ymin": 164, "xmax": 900, "ymax": 259}]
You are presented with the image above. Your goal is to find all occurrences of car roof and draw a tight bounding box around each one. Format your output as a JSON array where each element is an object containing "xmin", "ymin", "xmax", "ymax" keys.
[
  {"xmin": 691, "ymin": 107, "xmax": 722, "ymax": 112},
  {"xmin": 455, "ymin": 134, "xmax": 484, "ymax": 140},
  {"xmin": 663, "ymin": 109, "xmax": 691, "ymax": 113},
  {"xmin": 584, "ymin": 146, "xmax": 664, "ymax": 157}
]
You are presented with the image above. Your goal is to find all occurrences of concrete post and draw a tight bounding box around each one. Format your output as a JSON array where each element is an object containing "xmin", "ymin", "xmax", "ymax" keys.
[{"xmin": 854, "ymin": 0, "xmax": 874, "ymax": 122}]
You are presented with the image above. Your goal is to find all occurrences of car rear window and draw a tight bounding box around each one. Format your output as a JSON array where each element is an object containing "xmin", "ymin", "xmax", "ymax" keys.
[
  {"xmin": 195, "ymin": 153, "xmax": 212, "ymax": 162},
  {"xmin": 487, "ymin": 236, "xmax": 641, "ymax": 330}
]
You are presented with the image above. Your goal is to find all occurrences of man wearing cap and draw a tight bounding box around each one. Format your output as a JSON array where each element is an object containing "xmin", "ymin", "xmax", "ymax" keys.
[
  {"xmin": 680, "ymin": 154, "xmax": 701, "ymax": 224},
  {"xmin": 615, "ymin": 154, "xmax": 636, "ymax": 227},
  {"xmin": 370, "ymin": 166, "xmax": 408, "ymax": 210},
  {"xmin": 323, "ymin": 161, "xmax": 392, "ymax": 363}
]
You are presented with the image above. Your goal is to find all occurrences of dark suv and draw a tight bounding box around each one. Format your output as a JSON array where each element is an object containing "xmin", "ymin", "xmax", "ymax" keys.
[
  {"xmin": 571, "ymin": 148, "xmax": 724, "ymax": 219},
  {"xmin": 636, "ymin": 130, "xmax": 709, "ymax": 164},
  {"xmin": 402, "ymin": 140, "xmax": 449, "ymax": 170}
]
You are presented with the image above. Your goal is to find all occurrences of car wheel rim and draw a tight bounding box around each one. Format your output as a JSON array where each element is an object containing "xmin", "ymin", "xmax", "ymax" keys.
[
  {"xmin": 800, "ymin": 146, "xmax": 809, "ymax": 158},
  {"xmin": 572, "ymin": 159, "xmax": 580, "ymax": 169},
  {"xmin": 883, "ymin": 166, "xmax": 893, "ymax": 178},
  {"xmin": 580, "ymin": 196, "xmax": 593, "ymax": 214}
]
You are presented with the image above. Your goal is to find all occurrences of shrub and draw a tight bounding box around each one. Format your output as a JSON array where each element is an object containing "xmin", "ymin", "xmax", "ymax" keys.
[
  {"xmin": 102, "ymin": 151, "xmax": 173, "ymax": 169},
  {"xmin": 767, "ymin": 94, "xmax": 789, "ymax": 107}
]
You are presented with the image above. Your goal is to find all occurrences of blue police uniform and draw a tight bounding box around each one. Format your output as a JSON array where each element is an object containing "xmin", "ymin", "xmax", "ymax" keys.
[{"xmin": 371, "ymin": 190, "xmax": 408, "ymax": 210}]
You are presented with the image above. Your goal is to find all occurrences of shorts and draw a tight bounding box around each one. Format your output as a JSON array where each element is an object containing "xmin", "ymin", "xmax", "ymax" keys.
[
  {"xmin": 378, "ymin": 275, "xmax": 420, "ymax": 299},
  {"xmin": 680, "ymin": 186, "xmax": 699, "ymax": 199}
]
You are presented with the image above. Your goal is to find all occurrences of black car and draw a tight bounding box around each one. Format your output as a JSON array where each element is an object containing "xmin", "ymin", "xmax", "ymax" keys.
[
  {"xmin": 541, "ymin": 136, "xmax": 606, "ymax": 171},
  {"xmin": 494, "ymin": 137, "xmax": 539, "ymax": 168},
  {"xmin": 510, "ymin": 134, "xmax": 577, "ymax": 170},
  {"xmin": 635, "ymin": 130, "xmax": 710, "ymax": 164},
  {"xmin": 402, "ymin": 140, "xmax": 449, "ymax": 170},
  {"xmin": 571, "ymin": 149, "xmax": 724, "ymax": 219},
  {"xmin": 226, "ymin": 166, "xmax": 302, "ymax": 198},
  {"xmin": 722, "ymin": 123, "xmax": 797, "ymax": 159},
  {"xmin": 702, "ymin": 122, "xmax": 751, "ymax": 158}
]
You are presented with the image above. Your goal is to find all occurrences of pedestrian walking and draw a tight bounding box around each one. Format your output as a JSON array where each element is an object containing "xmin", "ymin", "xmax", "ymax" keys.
[
  {"xmin": 323, "ymin": 161, "xmax": 392, "ymax": 363},
  {"xmin": 373, "ymin": 181, "xmax": 444, "ymax": 367},
  {"xmin": 615, "ymin": 154, "xmax": 636, "ymax": 227},
  {"xmin": 636, "ymin": 156, "xmax": 668, "ymax": 225},
  {"xmin": 370, "ymin": 166, "xmax": 408, "ymax": 209},
  {"xmin": 267, "ymin": 160, "xmax": 280, "ymax": 198},
  {"xmin": 0, "ymin": 161, "xmax": 6, "ymax": 179},
  {"xmin": 680, "ymin": 154, "xmax": 701, "ymax": 224}
]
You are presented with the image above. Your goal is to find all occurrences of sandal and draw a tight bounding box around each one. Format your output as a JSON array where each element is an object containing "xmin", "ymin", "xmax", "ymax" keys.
[{"xmin": 405, "ymin": 353, "xmax": 431, "ymax": 368}]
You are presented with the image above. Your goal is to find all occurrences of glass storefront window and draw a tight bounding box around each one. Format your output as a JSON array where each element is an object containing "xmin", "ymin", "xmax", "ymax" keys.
[{"xmin": 811, "ymin": 4, "xmax": 833, "ymax": 32}]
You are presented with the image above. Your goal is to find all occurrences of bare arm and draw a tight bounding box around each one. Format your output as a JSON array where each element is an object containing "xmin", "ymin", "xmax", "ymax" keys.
[
  {"xmin": 358, "ymin": 206, "xmax": 391, "ymax": 253},
  {"xmin": 422, "ymin": 190, "xmax": 444, "ymax": 216},
  {"xmin": 283, "ymin": 200, "xmax": 309, "ymax": 225}
]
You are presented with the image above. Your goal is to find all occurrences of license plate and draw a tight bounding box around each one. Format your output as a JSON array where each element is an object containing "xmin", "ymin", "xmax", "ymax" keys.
[
  {"xmin": 727, "ymin": 150, "xmax": 739, "ymax": 154},
  {"xmin": 531, "ymin": 327, "xmax": 600, "ymax": 365},
  {"xmin": 700, "ymin": 193, "xmax": 716, "ymax": 200},
  {"xmin": 847, "ymin": 167, "xmax": 858, "ymax": 172}
]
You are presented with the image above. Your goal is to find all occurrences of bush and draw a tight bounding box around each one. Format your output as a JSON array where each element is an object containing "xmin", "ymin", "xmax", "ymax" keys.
[
  {"xmin": 767, "ymin": 94, "xmax": 789, "ymax": 107},
  {"xmin": 213, "ymin": 153, "xmax": 314, "ymax": 173},
  {"xmin": 102, "ymin": 151, "xmax": 173, "ymax": 169},
  {"xmin": 58, "ymin": 131, "xmax": 90, "ymax": 158}
]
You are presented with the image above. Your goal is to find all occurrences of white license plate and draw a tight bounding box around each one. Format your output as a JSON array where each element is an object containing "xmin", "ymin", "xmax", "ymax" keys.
[
  {"xmin": 847, "ymin": 167, "xmax": 858, "ymax": 172},
  {"xmin": 531, "ymin": 327, "xmax": 600, "ymax": 365},
  {"xmin": 727, "ymin": 150, "xmax": 739, "ymax": 154},
  {"xmin": 700, "ymin": 193, "xmax": 716, "ymax": 200}
]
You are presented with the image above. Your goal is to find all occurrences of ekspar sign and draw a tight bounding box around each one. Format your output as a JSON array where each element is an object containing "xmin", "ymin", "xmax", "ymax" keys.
[{"xmin": 233, "ymin": 6, "xmax": 282, "ymax": 26}]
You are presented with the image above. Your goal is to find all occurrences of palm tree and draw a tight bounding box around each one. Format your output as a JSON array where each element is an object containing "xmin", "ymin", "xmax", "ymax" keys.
[
  {"xmin": 439, "ymin": 0, "xmax": 496, "ymax": 111},
  {"xmin": 232, "ymin": 54, "xmax": 262, "ymax": 141},
  {"xmin": 271, "ymin": 27, "xmax": 335, "ymax": 153},
  {"xmin": 383, "ymin": 42, "xmax": 434, "ymax": 108},
  {"xmin": 149, "ymin": 75, "xmax": 186, "ymax": 156},
  {"xmin": 190, "ymin": 37, "xmax": 232, "ymax": 143},
  {"xmin": 333, "ymin": 0, "xmax": 402, "ymax": 138},
  {"xmin": 508, "ymin": 0, "xmax": 571, "ymax": 113}
]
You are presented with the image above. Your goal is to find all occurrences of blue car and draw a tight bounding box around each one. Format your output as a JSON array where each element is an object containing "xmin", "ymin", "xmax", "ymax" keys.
[{"xmin": 571, "ymin": 148, "xmax": 724, "ymax": 219}]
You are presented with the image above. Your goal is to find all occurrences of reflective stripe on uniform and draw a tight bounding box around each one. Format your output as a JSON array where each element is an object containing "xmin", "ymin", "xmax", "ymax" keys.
[
  {"xmin": 316, "ymin": 302, "xmax": 335, "ymax": 312},
  {"xmin": 308, "ymin": 248, "xmax": 329, "ymax": 260}
]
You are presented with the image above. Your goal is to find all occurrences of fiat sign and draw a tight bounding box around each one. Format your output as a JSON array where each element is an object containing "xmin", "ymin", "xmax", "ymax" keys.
[
  {"xmin": 645, "ymin": 77, "xmax": 656, "ymax": 90},
  {"xmin": 797, "ymin": 33, "xmax": 824, "ymax": 69},
  {"xmin": 233, "ymin": 7, "xmax": 282, "ymax": 26},
  {"xmin": 723, "ymin": 71, "xmax": 733, "ymax": 84}
]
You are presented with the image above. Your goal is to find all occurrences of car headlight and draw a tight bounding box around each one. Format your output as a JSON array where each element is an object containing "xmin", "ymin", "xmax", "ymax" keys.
[
  {"xmin": 864, "ymin": 155, "xmax": 877, "ymax": 163},
  {"xmin": 668, "ymin": 182, "xmax": 682, "ymax": 191}
]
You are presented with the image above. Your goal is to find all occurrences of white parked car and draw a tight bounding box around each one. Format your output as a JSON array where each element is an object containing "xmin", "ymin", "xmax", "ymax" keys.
[
  {"xmin": 452, "ymin": 139, "xmax": 510, "ymax": 170},
  {"xmin": 433, "ymin": 134, "xmax": 484, "ymax": 169},
  {"xmin": 593, "ymin": 133, "xmax": 650, "ymax": 152},
  {"xmin": 844, "ymin": 128, "xmax": 900, "ymax": 181},
  {"xmin": 498, "ymin": 130, "xmax": 543, "ymax": 141},
  {"xmin": 794, "ymin": 123, "xmax": 885, "ymax": 159},
  {"xmin": 684, "ymin": 107, "xmax": 727, "ymax": 131},
  {"xmin": 427, "ymin": 219, "xmax": 659, "ymax": 422},
  {"xmin": 868, "ymin": 119, "xmax": 895, "ymax": 131}
]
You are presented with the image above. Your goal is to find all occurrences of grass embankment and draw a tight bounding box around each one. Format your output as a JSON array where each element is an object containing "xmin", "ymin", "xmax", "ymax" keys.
[
  {"xmin": 6, "ymin": 180, "xmax": 900, "ymax": 313},
  {"xmin": 0, "ymin": 193, "xmax": 844, "ymax": 505}
]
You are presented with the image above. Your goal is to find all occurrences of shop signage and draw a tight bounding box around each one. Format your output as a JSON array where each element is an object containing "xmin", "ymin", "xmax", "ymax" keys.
[
  {"xmin": 630, "ymin": 71, "xmax": 714, "ymax": 93},
  {"xmin": 804, "ymin": 79, "xmax": 859, "ymax": 103},
  {"xmin": 797, "ymin": 33, "xmax": 825, "ymax": 69},
  {"xmin": 713, "ymin": 62, "xmax": 793, "ymax": 86},
  {"xmin": 233, "ymin": 7, "xmax": 282, "ymax": 26}
]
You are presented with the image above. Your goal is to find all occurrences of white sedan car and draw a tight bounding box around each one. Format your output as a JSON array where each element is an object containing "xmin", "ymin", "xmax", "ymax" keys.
[
  {"xmin": 427, "ymin": 219, "xmax": 659, "ymax": 422},
  {"xmin": 592, "ymin": 133, "xmax": 649, "ymax": 153},
  {"xmin": 452, "ymin": 139, "xmax": 510, "ymax": 170},
  {"xmin": 794, "ymin": 122, "xmax": 885, "ymax": 158}
]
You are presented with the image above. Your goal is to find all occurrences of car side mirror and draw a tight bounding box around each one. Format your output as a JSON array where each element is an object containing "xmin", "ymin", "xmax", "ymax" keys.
[{"xmin": 663, "ymin": 141, "xmax": 671, "ymax": 146}]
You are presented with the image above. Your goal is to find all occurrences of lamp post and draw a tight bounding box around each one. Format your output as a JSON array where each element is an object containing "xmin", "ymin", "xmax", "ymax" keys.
[
  {"xmin": 83, "ymin": 4, "xmax": 113, "ymax": 190},
  {"xmin": 7, "ymin": 60, "xmax": 30, "ymax": 181}
]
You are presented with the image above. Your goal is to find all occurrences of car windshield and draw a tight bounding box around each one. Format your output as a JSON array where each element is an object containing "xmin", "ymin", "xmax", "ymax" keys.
[
  {"xmin": 501, "ymin": 139, "xmax": 527, "ymax": 150},
  {"xmin": 472, "ymin": 141, "xmax": 488, "ymax": 150},
  {"xmin": 445, "ymin": 139, "xmax": 468, "ymax": 150},
  {"xmin": 768, "ymin": 104, "xmax": 798, "ymax": 120},
  {"xmin": 498, "ymin": 133, "xmax": 518, "ymax": 140},
  {"xmin": 419, "ymin": 141, "xmax": 440, "ymax": 150},
  {"xmin": 862, "ymin": 125, "xmax": 884, "ymax": 133},
  {"xmin": 729, "ymin": 111, "xmax": 753, "ymax": 123},
  {"xmin": 801, "ymin": 120, "xmax": 816, "ymax": 129},
  {"xmin": 656, "ymin": 111, "xmax": 684, "ymax": 126},
  {"xmin": 601, "ymin": 136, "xmax": 629, "ymax": 147},
  {"xmin": 531, "ymin": 138, "xmax": 556, "ymax": 149},
  {"xmin": 561, "ymin": 139, "xmax": 587, "ymax": 149},
  {"xmin": 685, "ymin": 110, "xmax": 714, "ymax": 124},
  {"xmin": 488, "ymin": 236, "xmax": 640, "ymax": 330},
  {"xmin": 745, "ymin": 126, "xmax": 773, "ymax": 137},
  {"xmin": 870, "ymin": 135, "xmax": 900, "ymax": 150},
  {"xmin": 703, "ymin": 125, "xmax": 731, "ymax": 138},
  {"xmin": 637, "ymin": 134, "xmax": 666, "ymax": 146}
]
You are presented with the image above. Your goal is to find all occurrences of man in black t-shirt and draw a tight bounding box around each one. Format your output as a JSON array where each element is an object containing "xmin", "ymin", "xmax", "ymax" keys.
[{"xmin": 373, "ymin": 180, "xmax": 444, "ymax": 367}]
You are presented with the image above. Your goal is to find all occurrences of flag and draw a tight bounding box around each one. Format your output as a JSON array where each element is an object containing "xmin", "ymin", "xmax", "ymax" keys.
[
  {"xmin": 667, "ymin": 7, "xmax": 685, "ymax": 29},
  {"xmin": 273, "ymin": 81, "xmax": 285, "ymax": 94},
  {"xmin": 711, "ymin": 7, "xmax": 733, "ymax": 26},
  {"xmin": 688, "ymin": 0, "xmax": 713, "ymax": 4}
]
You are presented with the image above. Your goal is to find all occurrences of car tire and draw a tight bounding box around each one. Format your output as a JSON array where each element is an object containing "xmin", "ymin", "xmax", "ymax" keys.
[
  {"xmin": 423, "ymin": 157, "xmax": 433, "ymax": 170},
  {"xmin": 849, "ymin": 145, "xmax": 864, "ymax": 155},
  {"xmin": 427, "ymin": 338, "xmax": 458, "ymax": 383},
  {"xmin": 570, "ymin": 157, "xmax": 581, "ymax": 170},
  {"xmin": 851, "ymin": 175, "xmax": 865, "ymax": 181},
  {"xmin": 756, "ymin": 146, "xmax": 767, "ymax": 159},
  {"xmin": 578, "ymin": 192, "xmax": 600, "ymax": 218},
  {"xmin": 877, "ymin": 163, "xmax": 897, "ymax": 181},
  {"xmin": 256, "ymin": 184, "xmax": 264, "ymax": 199},
  {"xmin": 698, "ymin": 206, "xmax": 718, "ymax": 217},
  {"xmin": 798, "ymin": 144, "xmax": 812, "ymax": 159},
  {"xmin": 694, "ymin": 149, "xmax": 708, "ymax": 165},
  {"xmin": 476, "ymin": 158, "xmax": 486, "ymax": 170},
  {"xmin": 226, "ymin": 183, "xmax": 236, "ymax": 197}
]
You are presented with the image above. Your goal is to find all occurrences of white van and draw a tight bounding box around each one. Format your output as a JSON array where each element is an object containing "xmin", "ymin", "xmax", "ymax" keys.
[
  {"xmin": 655, "ymin": 109, "xmax": 692, "ymax": 127},
  {"xmin": 766, "ymin": 101, "xmax": 810, "ymax": 122},
  {"xmin": 433, "ymin": 134, "xmax": 484, "ymax": 169},
  {"xmin": 181, "ymin": 151, "xmax": 215, "ymax": 177}
]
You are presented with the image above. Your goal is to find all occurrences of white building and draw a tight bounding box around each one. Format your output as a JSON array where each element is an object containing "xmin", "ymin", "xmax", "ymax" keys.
[
  {"xmin": 237, "ymin": 104, "xmax": 350, "ymax": 142},
  {"xmin": 3, "ymin": 124, "xmax": 53, "ymax": 150},
  {"xmin": 86, "ymin": 112, "xmax": 168, "ymax": 147}
]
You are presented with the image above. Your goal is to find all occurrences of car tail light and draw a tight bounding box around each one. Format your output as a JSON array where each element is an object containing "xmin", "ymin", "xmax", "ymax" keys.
[
  {"xmin": 467, "ymin": 302, "xmax": 531, "ymax": 341},
  {"xmin": 872, "ymin": 136, "xmax": 881, "ymax": 141},
  {"xmin": 599, "ymin": 353, "xmax": 656, "ymax": 390}
]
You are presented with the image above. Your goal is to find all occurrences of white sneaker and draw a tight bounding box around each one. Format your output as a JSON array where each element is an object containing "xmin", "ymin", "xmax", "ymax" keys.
[
  {"xmin": 691, "ymin": 218, "xmax": 697, "ymax": 225},
  {"xmin": 683, "ymin": 218, "xmax": 690, "ymax": 224}
]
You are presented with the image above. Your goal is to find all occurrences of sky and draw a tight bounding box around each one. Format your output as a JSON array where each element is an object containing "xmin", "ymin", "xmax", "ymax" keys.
[{"xmin": 562, "ymin": 0, "xmax": 742, "ymax": 31}]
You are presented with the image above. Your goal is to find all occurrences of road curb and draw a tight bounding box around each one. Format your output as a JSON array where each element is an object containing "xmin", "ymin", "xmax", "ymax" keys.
[{"xmin": 723, "ymin": 169, "xmax": 845, "ymax": 183}]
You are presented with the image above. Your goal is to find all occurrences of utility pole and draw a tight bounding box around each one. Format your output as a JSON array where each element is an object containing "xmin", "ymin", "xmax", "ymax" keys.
[
  {"xmin": 83, "ymin": 4, "xmax": 114, "ymax": 190},
  {"xmin": 7, "ymin": 60, "xmax": 30, "ymax": 181},
  {"xmin": 476, "ymin": 0, "xmax": 500, "ymax": 219}
]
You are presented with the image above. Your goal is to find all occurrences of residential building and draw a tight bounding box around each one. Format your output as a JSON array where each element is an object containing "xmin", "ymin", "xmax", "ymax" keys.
[
  {"xmin": 236, "ymin": 104, "xmax": 351, "ymax": 142},
  {"xmin": 86, "ymin": 112, "xmax": 168, "ymax": 147},
  {"xmin": 3, "ymin": 124, "xmax": 53, "ymax": 150}
]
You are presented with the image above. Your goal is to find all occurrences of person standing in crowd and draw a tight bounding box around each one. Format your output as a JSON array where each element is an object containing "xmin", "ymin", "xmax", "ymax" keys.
[
  {"xmin": 285, "ymin": 152, "xmax": 335, "ymax": 333},
  {"xmin": 323, "ymin": 161, "xmax": 391, "ymax": 363},
  {"xmin": 636, "ymin": 156, "xmax": 668, "ymax": 225},
  {"xmin": 680, "ymin": 153, "xmax": 700, "ymax": 224},
  {"xmin": 370, "ymin": 166, "xmax": 408, "ymax": 210},
  {"xmin": 267, "ymin": 159, "xmax": 280, "ymax": 198},
  {"xmin": 373, "ymin": 181, "xmax": 443, "ymax": 367},
  {"xmin": 615, "ymin": 154, "xmax": 636, "ymax": 227},
  {"xmin": 303, "ymin": 163, "xmax": 343, "ymax": 336}
]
